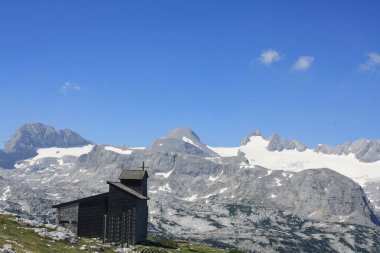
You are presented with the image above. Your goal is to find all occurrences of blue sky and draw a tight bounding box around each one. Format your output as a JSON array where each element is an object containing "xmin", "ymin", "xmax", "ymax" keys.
[{"xmin": 0, "ymin": 0, "xmax": 379, "ymax": 147}]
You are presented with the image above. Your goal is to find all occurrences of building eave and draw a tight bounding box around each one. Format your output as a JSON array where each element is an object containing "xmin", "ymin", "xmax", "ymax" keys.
[{"xmin": 52, "ymin": 192, "xmax": 108, "ymax": 208}]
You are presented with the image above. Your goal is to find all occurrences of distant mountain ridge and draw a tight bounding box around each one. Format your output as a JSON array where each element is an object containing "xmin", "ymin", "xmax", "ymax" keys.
[
  {"xmin": 239, "ymin": 130, "xmax": 380, "ymax": 163},
  {"xmin": 315, "ymin": 139, "xmax": 380, "ymax": 163},
  {"xmin": 0, "ymin": 123, "xmax": 92, "ymax": 169},
  {"xmin": 1, "ymin": 123, "xmax": 380, "ymax": 252}
]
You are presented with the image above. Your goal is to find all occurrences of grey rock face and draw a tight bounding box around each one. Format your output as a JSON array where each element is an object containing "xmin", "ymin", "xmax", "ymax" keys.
[
  {"xmin": 149, "ymin": 197, "xmax": 380, "ymax": 253},
  {"xmin": 240, "ymin": 130, "xmax": 307, "ymax": 151},
  {"xmin": 4, "ymin": 123, "xmax": 92, "ymax": 152},
  {"xmin": 0, "ymin": 150, "xmax": 22, "ymax": 169},
  {"xmin": 267, "ymin": 134, "xmax": 307, "ymax": 152},
  {"xmin": 362, "ymin": 180, "xmax": 380, "ymax": 215},
  {"xmin": 276, "ymin": 168, "xmax": 380, "ymax": 227},
  {"xmin": 77, "ymin": 145, "xmax": 133, "ymax": 170},
  {"xmin": 0, "ymin": 176, "xmax": 53, "ymax": 220},
  {"xmin": 315, "ymin": 138, "xmax": 380, "ymax": 163},
  {"xmin": 0, "ymin": 244, "xmax": 15, "ymax": 253},
  {"xmin": 0, "ymin": 123, "xmax": 92, "ymax": 169},
  {"xmin": 149, "ymin": 127, "xmax": 217, "ymax": 157},
  {"xmin": 240, "ymin": 129, "xmax": 263, "ymax": 146},
  {"xmin": 164, "ymin": 127, "xmax": 202, "ymax": 141}
]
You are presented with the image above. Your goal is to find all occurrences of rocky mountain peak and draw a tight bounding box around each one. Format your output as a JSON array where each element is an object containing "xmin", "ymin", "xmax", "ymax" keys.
[
  {"xmin": 251, "ymin": 129, "xmax": 263, "ymax": 136},
  {"xmin": 149, "ymin": 127, "xmax": 217, "ymax": 157},
  {"xmin": 0, "ymin": 123, "xmax": 93, "ymax": 168},
  {"xmin": 165, "ymin": 127, "xmax": 201, "ymax": 143},
  {"xmin": 314, "ymin": 138, "xmax": 380, "ymax": 163},
  {"xmin": 240, "ymin": 129, "xmax": 264, "ymax": 146},
  {"xmin": 267, "ymin": 134, "xmax": 307, "ymax": 152},
  {"xmin": 4, "ymin": 123, "xmax": 92, "ymax": 153}
]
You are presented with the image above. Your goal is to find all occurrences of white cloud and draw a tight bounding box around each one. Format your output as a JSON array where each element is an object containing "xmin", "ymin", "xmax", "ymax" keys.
[
  {"xmin": 358, "ymin": 52, "xmax": 380, "ymax": 71},
  {"xmin": 60, "ymin": 82, "xmax": 81, "ymax": 94},
  {"xmin": 292, "ymin": 56, "xmax": 314, "ymax": 71},
  {"xmin": 259, "ymin": 49, "xmax": 280, "ymax": 65}
]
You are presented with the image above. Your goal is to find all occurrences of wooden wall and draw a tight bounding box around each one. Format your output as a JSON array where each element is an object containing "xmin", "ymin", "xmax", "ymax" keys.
[
  {"xmin": 135, "ymin": 199, "xmax": 148, "ymax": 242},
  {"xmin": 120, "ymin": 179, "xmax": 141, "ymax": 195},
  {"xmin": 108, "ymin": 185, "xmax": 138, "ymax": 216},
  {"xmin": 77, "ymin": 195, "xmax": 108, "ymax": 238},
  {"xmin": 107, "ymin": 185, "xmax": 148, "ymax": 243},
  {"xmin": 56, "ymin": 183, "xmax": 148, "ymax": 243},
  {"xmin": 58, "ymin": 203, "xmax": 79, "ymax": 234}
]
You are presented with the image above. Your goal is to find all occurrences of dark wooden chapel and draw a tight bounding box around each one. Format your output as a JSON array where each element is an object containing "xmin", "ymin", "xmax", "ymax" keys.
[{"xmin": 52, "ymin": 167, "xmax": 149, "ymax": 244}]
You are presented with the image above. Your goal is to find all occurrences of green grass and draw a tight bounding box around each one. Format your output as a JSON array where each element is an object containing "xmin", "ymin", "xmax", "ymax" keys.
[
  {"xmin": 0, "ymin": 214, "xmax": 115, "ymax": 253},
  {"xmin": 135, "ymin": 239, "xmax": 232, "ymax": 253},
  {"xmin": 0, "ymin": 214, "xmax": 243, "ymax": 253}
]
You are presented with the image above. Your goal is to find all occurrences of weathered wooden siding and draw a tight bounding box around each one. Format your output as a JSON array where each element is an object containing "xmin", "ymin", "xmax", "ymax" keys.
[
  {"xmin": 58, "ymin": 203, "xmax": 79, "ymax": 234},
  {"xmin": 108, "ymin": 184, "xmax": 138, "ymax": 216},
  {"xmin": 135, "ymin": 199, "xmax": 148, "ymax": 242},
  {"xmin": 107, "ymin": 185, "xmax": 148, "ymax": 243},
  {"xmin": 142, "ymin": 178, "xmax": 147, "ymax": 197},
  {"xmin": 120, "ymin": 179, "xmax": 141, "ymax": 194},
  {"xmin": 77, "ymin": 195, "xmax": 108, "ymax": 238}
]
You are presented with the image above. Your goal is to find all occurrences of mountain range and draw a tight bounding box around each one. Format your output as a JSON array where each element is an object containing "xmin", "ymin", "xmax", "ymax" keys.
[{"xmin": 1, "ymin": 123, "xmax": 380, "ymax": 252}]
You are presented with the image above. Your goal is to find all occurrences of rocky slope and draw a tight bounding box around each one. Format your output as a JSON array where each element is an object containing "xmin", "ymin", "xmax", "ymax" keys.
[{"xmin": 1, "ymin": 123, "xmax": 380, "ymax": 252}]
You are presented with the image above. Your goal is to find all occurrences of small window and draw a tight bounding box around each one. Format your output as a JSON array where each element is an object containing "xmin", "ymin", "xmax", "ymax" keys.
[{"xmin": 59, "ymin": 220, "xmax": 69, "ymax": 224}]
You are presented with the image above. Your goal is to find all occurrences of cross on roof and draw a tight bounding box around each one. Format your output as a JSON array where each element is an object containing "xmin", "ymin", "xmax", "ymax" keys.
[{"xmin": 138, "ymin": 161, "xmax": 149, "ymax": 171}]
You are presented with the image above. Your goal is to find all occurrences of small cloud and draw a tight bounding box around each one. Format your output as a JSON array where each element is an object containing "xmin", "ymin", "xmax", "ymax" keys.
[
  {"xmin": 259, "ymin": 49, "xmax": 281, "ymax": 66},
  {"xmin": 60, "ymin": 82, "xmax": 81, "ymax": 94},
  {"xmin": 292, "ymin": 56, "xmax": 314, "ymax": 71},
  {"xmin": 358, "ymin": 52, "xmax": 380, "ymax": 72}
]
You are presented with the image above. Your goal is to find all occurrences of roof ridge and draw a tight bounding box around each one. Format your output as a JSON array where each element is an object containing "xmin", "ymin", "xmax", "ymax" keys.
[
  {"xmin": 107, "ymin": 181, "xmax": 149, "ymax": 200},
  {"xmin": 119, "ymin": 169, "xmax": 149, "ymax": 180}
]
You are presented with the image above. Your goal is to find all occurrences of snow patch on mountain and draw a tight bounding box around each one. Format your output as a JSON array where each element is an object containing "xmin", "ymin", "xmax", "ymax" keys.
[
  {"xmin": 207, "ymin": 146, "xmax": 239, "ymax": 157},
  {"xmin": 159, "ymin": 183, "xmax": 172, "ymax": 192},
  {"xmin": 308, "ymin": 211, "xmax": 319, "ymax": 217},
  {"xmin": 208, "ymin": 175, "xmax": 218, "ymax": 181},
  {"xmin": 274, "ymin": 178, "xmax": 282, "ymax": 186},
  {"xmin": 156, "ymin": 168, "xmax": 174, "ymax": 178},
  {"xmin": 182, "ymin": 194, "xmax": 198, "ymax": 202},
  {"xmin": 237, "ymin": 136, "xmax": 380, "ymax": 186},
  {"xmin": 104, "ymin": 146, "xmax": 133, "ymax": 155},
  {"xmin": 30, "ymin": 145, "xmax": 94, "ymax": 161},
  {"xmin": 219, "ymin": 188, "xmax": 228, "ymax": 194},
  {"xmin": 208, "ymin": 170, "xmax": 223, "ymax": 182},
  {"xmin": 201, "ymin": 194, "xmax": 215, "ymax": 199},
  {"xmin": 182, "ymin": 137, "xmax": 199, "ymax": 147}
]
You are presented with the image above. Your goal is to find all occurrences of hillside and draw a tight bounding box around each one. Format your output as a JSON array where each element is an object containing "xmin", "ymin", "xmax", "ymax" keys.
[{"xmin": 0, "ymin": 213, "xmax": 230, "ymax": 253}]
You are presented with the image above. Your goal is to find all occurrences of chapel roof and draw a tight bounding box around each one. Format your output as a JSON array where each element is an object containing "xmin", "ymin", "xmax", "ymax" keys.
[
  {"xmin": 107, "ymin": 181, "xmax": 149, "ymax": 200},
  {"xmin": 119, "ymin": 169, "xmax": 149, "ymax": 180}
]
